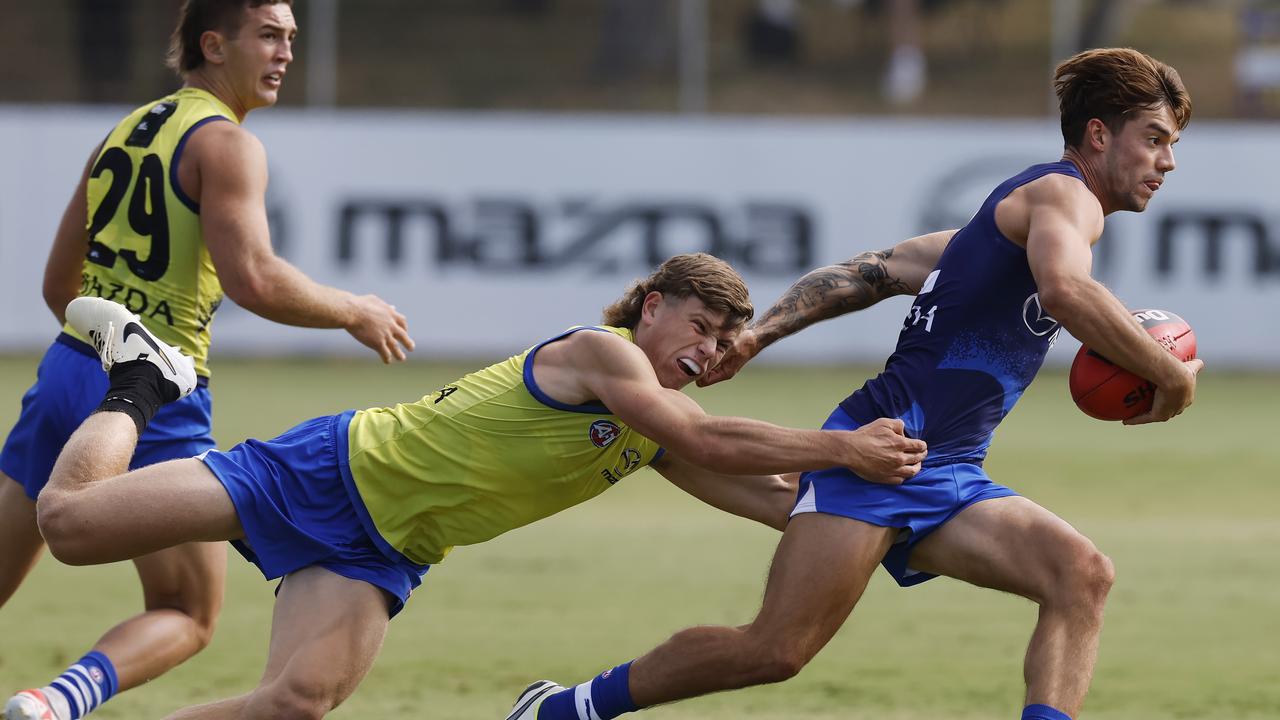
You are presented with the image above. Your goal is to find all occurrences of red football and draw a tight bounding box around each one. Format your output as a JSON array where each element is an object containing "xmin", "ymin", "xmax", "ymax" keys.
[{"xmin": 1069, "ymin": 309, "xmax": 1197, "ymax": 421}]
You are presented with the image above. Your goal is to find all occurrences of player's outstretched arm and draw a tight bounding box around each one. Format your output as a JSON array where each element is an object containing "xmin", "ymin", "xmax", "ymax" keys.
[
  {"xmin": 651, "ymin": 454, "xmax": 798, "ymax": 530},
  {"xmin": 699, "ymin": 229, "xmax": 956, "ymax": 386},
  {"xmin": 1024, "ymin": 176, "xmax": 1201, "ymax": 424},
  {"xmin": 564, "ymin": 332, "xmax": 926, "ymax": 482},
  {"xmin": 43, "ymin": 146, "xmax": 99, "ymax": 324},
  {"xmin": 192, "ymin": 123, "xmax": 415, "ymax": 363}
]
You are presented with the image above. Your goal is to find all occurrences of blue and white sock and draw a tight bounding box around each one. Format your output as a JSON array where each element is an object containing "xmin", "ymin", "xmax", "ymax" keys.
[
  {"xmin": 1022, "ymin": 703, "xmax": 1073, "ymax": 720},
  {"xmin": 539, "ymin": 662, "xmax": 638, "ymax": 720},
  {"xmin": 43, "ymin": 651, "xmax": 119, "ymax": 720}
]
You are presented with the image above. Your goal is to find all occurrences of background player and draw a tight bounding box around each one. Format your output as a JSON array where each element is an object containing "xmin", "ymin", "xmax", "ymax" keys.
[
  {"xmin": 513, "ymin": 48, "xmax": 1203, "ymax": 720},
  {"xmin": 27, "ymin": 253, "xmax": 924, "ymax": 719},
  {"xmin": 1, "ymin": 2, "xmax": 412, "ymax": 719}
]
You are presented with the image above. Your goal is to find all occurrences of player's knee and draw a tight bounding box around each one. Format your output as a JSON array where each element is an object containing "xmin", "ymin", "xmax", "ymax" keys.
[
  {"xmin": 1080, "ymin": 548, "xmax": 1116, "ymax": 602},
  {"xmin": 192, "ymin": 613, "xmax": 219, "ymax": 651},
  {"xmin": 175, "ymin": 608, "xmax": 218, "ymax": 653},
  {"xmin": 758, "ymin": 649, "xmax": 809, "ymax": 684},
  {"xmin": 248, "ymin": 678, "xmax": 336, "ymax": 720},
  {"xmin": 746, "ymin": 642, "xmax": 811, "ymax": 684},
  {"xmin": 34, "ymin": 491, "xmax": 93, "ymax": 565},
  {"xmin": 145, "ymin": 590, "xmax": 221, "ymax": 651},
  {"xmin": 1055, "ymin": 542, "xmax": 1115, "ymax": 609}
]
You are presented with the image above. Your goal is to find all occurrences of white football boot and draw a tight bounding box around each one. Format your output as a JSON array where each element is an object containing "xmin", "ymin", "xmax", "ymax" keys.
[
  {"xmin": 65, "ymin": 297, "xmax": 197, "ymax": 400},
  {"xmin": 505, "ymin": 681, "xmax": 563, "ymax": 720},
  {"xmin": 4, "ymin": 689, "xmax": 59, "ymax": 720}
]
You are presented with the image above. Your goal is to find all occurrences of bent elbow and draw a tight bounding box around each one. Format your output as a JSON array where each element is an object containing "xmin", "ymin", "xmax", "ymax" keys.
[
  {"xmin": 766, "ymin": 491, "xmax": 796, "ymax": 531},
  {"xmin": 221, "ymin": 274, "xmax": 267, "ymax": 314},
  {"xmin": 766, "ymin": 476, "xmax": 799, "ymax": 531},
  {"xmin": 43, "ymin": 285, "xmax": 74, "ymax": 323},
  {"xmin": 1037, "ymin": 279, "xmax": 1088, "ymax": 323}
]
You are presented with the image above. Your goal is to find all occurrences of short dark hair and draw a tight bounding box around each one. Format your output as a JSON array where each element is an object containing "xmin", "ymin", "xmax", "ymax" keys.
[
  {"xmin": 1054, "ymin": 47, "xmax": 1192, "ymax": 148},
  {"xmin": 602, "ymin": 253, "xmax": 753, "ymax": 330},
  {"xmin": 166, "ymin": 0, "xmax": 292, "ymax": 76}
]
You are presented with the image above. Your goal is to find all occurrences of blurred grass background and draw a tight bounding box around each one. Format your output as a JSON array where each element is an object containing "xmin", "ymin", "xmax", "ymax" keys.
[{"xmin": 0, "ymin": 354, "xmax": 1276, "ymax": 719}]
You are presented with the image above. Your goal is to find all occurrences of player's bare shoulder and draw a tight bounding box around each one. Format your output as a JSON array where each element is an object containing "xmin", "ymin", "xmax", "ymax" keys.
[
  {"xmin": 177, "ymin": 120, "xmax": 268, "ymax": 203},
  {"xmin": 543, "ymin": 327, "xmax": 640, "ymax": 372},
  {"xmin": 531, "ymin": 328, "xmax": 647, "ymax": 406},
  {"xmin": 192, "ymin": 120, "xmax": 264, "ymax": 163},
  {"xmin": 996, "ymin": 171, "xmax": 1103, "ymax": 247}
]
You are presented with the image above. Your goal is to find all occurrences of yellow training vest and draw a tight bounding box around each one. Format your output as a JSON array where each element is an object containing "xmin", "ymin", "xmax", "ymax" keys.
[
  {"xmin": 346, "ymin": 326, "xmax": 665, "ymax": 565},
  {"xmin": 67, "ymin": 87, "xmax": 235, "ymax": 377}
]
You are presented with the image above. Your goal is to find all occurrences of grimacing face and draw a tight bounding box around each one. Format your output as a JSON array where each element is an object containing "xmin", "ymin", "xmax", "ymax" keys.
[
  {"xmin": 1101, "ymin": 104, "xmax": 1179, "ymax": 213},
  {"xmin": 637, "ymin": 293, "xmax": 740, "ymax": 390},
  {"xmin": 221, "ymin": 3, "xmax": 297, "ymax": 112}
]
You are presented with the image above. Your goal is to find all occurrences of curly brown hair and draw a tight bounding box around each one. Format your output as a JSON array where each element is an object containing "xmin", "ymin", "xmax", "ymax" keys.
[
  {"xmin": 166, "ymin": 0, "xmax": 292, "ymax": 76},
  {"xmin": 1054, "ymin": 47, "xmax": 1191, "ymax": 148},
  {"xmin": 602, "ymin": 253, "xmax": 753, "ymax": 330}
]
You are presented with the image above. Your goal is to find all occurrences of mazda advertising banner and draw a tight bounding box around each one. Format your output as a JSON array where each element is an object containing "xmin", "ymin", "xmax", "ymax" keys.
[{"xmin": 0, "ymin": 108, "xmax": 1275, "ymax": 367}]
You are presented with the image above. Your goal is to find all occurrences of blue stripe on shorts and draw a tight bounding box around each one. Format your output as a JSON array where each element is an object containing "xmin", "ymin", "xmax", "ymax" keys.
[
  {"xmin": 199, "ymin": 410, "xmax": 429, "ymax": 617},
  {"xmin": 1, "ymin": 335, "xmax": 214, "ymax": 500},
  {"xmin": 791, "ymin": 405, "xmax": 1017, "ymax": 587}
]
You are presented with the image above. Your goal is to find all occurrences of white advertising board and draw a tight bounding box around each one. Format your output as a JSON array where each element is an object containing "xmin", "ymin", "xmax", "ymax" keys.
[{"xmin": 0, "ymin": 107, "xmax": 1276, "ymax": 368}]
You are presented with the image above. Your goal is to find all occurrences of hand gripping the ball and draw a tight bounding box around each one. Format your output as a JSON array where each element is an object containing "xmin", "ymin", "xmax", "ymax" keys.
[{"xmin": 1070, "ymin": 309, "xmax": 1198, "ymax": 422}]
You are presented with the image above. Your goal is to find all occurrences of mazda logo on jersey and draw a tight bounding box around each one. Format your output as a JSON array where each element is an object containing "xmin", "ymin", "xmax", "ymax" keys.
[
  {"xmin": 1021, "ymin": 292, "xmax": 1060, "ymax": 337},
  {"xmin": 588, "ymin": 420, "xmax": 621, "ymax": 448}
]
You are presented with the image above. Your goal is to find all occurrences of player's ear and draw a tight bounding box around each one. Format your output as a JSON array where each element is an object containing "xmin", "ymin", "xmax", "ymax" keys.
[
  {"xmin": 639, "ymin": 291, "xmax": 665, "ymax": 325},
  {"xmin": 1086, "ymin": 118, "xmax": 1107, "ymax": 152},
  {"xmin": 200, "ymin": 30, "xmax": 226, "ymax": 66}
]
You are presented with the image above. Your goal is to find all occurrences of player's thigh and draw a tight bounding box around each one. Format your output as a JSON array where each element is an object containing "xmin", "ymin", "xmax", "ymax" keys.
[
  {"xmin": 908, "ymin": 495, "xmax": 1108, "ymax": 602},
  {"xmin": 40, "ymin": 458, "xmax": 243, "ymax": 562},
  {"xmin": 255, "ymin": 566, "xmax": 391, "ymax": 707},
  {"xmin": 132, "ymin": 541, "xmax": 228, "ymax": 621},
  {"xmin": 748, "ymin": 512, "xmax": 897, "ymax": 654},
  {"xmin": 0, "ymin": 473, "xmax": 45, "ymax": 605}
]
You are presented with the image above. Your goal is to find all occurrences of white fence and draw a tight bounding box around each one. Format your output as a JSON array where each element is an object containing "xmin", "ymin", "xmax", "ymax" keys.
[{"xmin": 1, "ymin": 107, "xmax": 1276, "ymax": 367}]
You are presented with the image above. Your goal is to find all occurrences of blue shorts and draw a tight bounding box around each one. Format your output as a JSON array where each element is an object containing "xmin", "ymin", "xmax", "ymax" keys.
[
  {"xmin": 792, "ymin": 406, "xmax": 1017, "ymax": 587},
  {"xmin": 199, "ymin": 410, "xmax": 429, "ymax": 617},
  {"xmin": 1, "ymin": 335, "xmax": 214, "ymax": 500}
]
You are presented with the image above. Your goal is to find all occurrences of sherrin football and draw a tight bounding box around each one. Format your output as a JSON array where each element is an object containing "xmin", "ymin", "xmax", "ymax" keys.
[{"xmin": 1068, "ymin": 309, "xmax": 1196, "ymax": 421}]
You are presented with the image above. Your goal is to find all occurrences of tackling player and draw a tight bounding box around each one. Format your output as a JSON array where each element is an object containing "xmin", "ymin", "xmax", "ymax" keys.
[{"xmin": 28, "ymin": 252, "xmax": 925, "ymax": 719}]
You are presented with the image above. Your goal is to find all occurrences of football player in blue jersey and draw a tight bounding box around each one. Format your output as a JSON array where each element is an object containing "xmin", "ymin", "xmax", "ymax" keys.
[{"xmin": 513, "ymin": 47, "xmax": 1203, "ymax": 720}]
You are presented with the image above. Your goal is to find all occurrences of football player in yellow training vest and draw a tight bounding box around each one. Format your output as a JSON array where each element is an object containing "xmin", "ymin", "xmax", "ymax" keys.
[
  {"xmin": 1, "ymin": 2, "xmax": 413, "ymax": 719},
  {"xmin": 35, "ymin": 252, "xmax": 925, "ymax": 719}
]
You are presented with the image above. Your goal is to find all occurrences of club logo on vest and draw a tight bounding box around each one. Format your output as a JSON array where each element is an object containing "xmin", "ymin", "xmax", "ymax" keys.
[
  {"xmin": 1022, "ymin": 292, "xmax": 1061, "ymax": 338},
  {"xmin": 620, "ymin": 448, "xmax": 642, "ymax": 473},
  {"xmin": 589, "ymin": 420, "xmax": 621, "ymax": 448}
]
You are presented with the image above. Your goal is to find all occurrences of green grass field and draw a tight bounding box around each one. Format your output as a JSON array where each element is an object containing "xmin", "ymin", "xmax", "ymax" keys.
[{"xmin": 0, "ymin": 355, "xmax": 1276, "ymax": 719}]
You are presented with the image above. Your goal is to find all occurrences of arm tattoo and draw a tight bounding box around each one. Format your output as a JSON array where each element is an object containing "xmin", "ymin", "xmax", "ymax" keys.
[{"xmin": 752, "ymin": 248, "xmax": 911, "ymax": 345}]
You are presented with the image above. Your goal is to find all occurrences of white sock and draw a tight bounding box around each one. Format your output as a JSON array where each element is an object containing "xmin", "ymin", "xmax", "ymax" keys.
[{"xmin": 34, "ymin": 688, "xmax": 71, "ymax": 720}]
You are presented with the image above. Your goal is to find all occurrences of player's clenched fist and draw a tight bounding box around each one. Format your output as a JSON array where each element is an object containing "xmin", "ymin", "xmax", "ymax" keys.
[
  {"xmin": 697, "ymin": 328, "xmax": 761, "ymax": 387},
  {"xmin": 841, "ymin": 417, "xmax": 926, "ymax": 485}
]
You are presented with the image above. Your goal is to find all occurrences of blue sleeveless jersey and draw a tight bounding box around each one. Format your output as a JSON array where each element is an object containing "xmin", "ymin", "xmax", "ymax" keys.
[{"xmin": 839, "ymin": 161, "xmax": 1084, "ymax": 465}]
